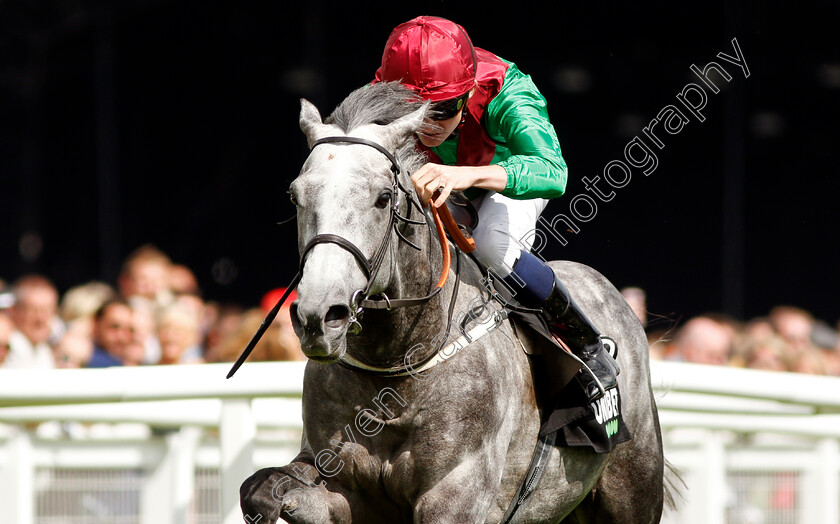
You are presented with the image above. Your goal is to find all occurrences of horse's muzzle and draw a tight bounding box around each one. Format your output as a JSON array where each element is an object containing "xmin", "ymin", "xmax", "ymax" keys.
[{"xmin": 290, "ymin": 301, "xmax": 350, "ymax": 360}]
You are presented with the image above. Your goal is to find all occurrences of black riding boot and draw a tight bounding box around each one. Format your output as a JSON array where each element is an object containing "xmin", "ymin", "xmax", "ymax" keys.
[
  {"xmin": 541, "ymin": 276, "xmax": 620, "ymax": 403},
  {"xmin": 499, "ymin": 251, "xmax": 620, "ymax": 403}
]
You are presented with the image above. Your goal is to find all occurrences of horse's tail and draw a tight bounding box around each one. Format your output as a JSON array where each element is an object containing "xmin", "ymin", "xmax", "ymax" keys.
[{"xmin": 663, "ymin": 458, "xmax": 687, "ymax": 511}]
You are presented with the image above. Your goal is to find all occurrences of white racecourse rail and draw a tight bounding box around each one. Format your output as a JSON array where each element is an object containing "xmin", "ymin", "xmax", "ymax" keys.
[{"xmin": 1, "ymin": 361, "xmax": 840, "ymax": 523}]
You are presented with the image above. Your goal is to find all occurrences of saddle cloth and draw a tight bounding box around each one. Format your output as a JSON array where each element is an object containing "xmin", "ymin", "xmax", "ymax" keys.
[{"xmin": 509, "ymin": 311, "xmax": 631, "ymax": 453}]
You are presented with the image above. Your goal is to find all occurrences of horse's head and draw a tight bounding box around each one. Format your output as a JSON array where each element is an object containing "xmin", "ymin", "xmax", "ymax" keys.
[{"xmin": 289, "ymin": 84, "xmax": 430, "ymax": 361}]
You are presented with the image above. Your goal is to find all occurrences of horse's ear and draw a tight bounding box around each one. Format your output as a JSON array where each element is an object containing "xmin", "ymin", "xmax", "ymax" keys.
[
  {"xmin": 299, "ymin": 99, "xmax": 326, "ymax": 147},
  {"xmin": 382, "ymin": 102, "xmax": 429, "ymax": 149}
]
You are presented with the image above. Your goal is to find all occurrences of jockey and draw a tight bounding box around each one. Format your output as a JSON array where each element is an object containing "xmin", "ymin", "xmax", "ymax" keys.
[{"xmin": 373, "ymin": 15, "xmax": 619, "ymax": 403}]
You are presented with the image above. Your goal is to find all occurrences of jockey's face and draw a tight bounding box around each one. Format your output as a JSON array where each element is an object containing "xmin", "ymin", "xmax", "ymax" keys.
[
  {"xmin": 416, "ymin": 88, "xmax": 473, "ymax": 148},
  {"xmin": 417, "ymin": 111, "xmax": 463, "ymax": 148}
]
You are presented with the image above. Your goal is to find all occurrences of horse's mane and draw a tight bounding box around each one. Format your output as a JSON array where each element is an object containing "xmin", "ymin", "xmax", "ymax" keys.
[{"xmin": 326, "ymin": 81, "xmax": 431, "ymax": 176}]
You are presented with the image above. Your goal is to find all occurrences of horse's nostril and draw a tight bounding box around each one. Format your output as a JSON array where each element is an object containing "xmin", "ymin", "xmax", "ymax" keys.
[
  {"xmin": 290, "ymin": 304, "xmax": 303, "ymax": 333},
  {"xmin": 325, "ymin": 305, "xmax": 350, "ymax": 329}
]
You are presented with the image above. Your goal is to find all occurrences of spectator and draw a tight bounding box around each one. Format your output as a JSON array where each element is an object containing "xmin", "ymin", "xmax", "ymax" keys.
[
  {"xmin": 790, "ymin": 347, "xmax": 828, "ymax": 375},
  {"xmin": 646, "ymin": 328, "xmax": 671, "ymax": 361},
  {"xmin": 121, "ymin": 332, "xmax": 147, "ymax": 367},
  {"xmin": 202, "ymin": 303, "xmax": 245, "ymax": 363},
  {"xmin": 743, "ymin": 317, "xmax": 775, "ymax": 343},
  {"xmin": 168, "ymin": 264, "xmax": 200, "ymax": 296},
  {"xmin": 59, "ymin": 281, "xmax": 117, "ymax": 325},
  {"xmin": 214, "ymin": 308, "xmax": 279, "ymax": 363},
  {"xmin": 173, "ymin": 292, "xmax": 208, "ymax": 354},
  {"xmin": 742, "ymin": 334, "xmax": 790, "ymax": 372},
  {"xmin": 620, "ymin": 286, "xmax": 647, "ymax": 327},
  {"xmin": 0, "ymin": 312, "xmax": 12, "ymax": 365},
  {"xmin": 215, "ymin": 305, "xmax": 304, "ymax": 364},
  {"xmin": 156, "ymin": 303, "xmax": 203, "ymax": 364},
  {"xmin": 260, "ymin": 288, "xmax": 304, "ymax": 361},
  {"xmin": 667, "ymin": 316, "xmax": 733, "ymax": 366},
  {"xmin": 769, "ymin": 305, "xmax": 815, "ymax": 358},
  {"xmin": 118, "ymin": 244, "xmax": 173, "ymax": 307},
  {"xmin": 168, "ymin": 264, "xmax": 208, "ymax": 356},
  {"xmin": 821, "ymin": 347, "xmax": 840, "ymax": 376},
  {"xmin": 3, "ymin": 275, "xmax": 58, "ymax": 369},
  {"xmin": 54, "ymin": 321, "xmax": 94, "ymax": 368},
  {"xmin": 87, "ymin": 299, "xmax": 134, "ymax": 368},
  {"xmin": 128, "ymin": 297, "xmax": 161, "ymax": 365}
]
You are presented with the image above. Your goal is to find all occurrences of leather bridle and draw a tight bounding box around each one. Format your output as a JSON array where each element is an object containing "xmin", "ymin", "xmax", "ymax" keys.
[{"xmin": 227, "ymin": 135, "xmax": 474, "ymax": 378}]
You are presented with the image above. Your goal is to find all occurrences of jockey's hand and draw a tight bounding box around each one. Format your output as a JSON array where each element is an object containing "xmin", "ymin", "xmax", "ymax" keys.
[{"xmin": 411, "ymin": 163, "xmax": 507, "ymax": 208}]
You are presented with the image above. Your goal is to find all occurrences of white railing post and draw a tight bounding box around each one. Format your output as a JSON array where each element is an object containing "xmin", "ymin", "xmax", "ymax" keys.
[
  {"xmin": 142, "ymin": 431, "xmax": 175, "ymax": 524},
  {"xmin": 699, "ymin": 430, "xmax": 727, "ymax": 524},
  {"xmin": 141, "ymin": 425, "xmax": 201, "ymax": 524},
  {"xmin": 220, "ymin": 398, "xmax": 256, "ymax": 524},
  {"xmin": 173, "ymin": 426, "xmax": 202, "ymax": 524},
  {"xmin": 816, "ymin": 438, "xmax": 839, "ymax": 524},
  {"xmin": 0, "ymin": 425, "xmax": 34, "ymax": 524}
]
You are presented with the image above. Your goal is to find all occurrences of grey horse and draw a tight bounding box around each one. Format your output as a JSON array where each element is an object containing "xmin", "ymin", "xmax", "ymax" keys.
[{"xmin": 240, "ymin": 82, "xmax": 667, "ymax": 523}]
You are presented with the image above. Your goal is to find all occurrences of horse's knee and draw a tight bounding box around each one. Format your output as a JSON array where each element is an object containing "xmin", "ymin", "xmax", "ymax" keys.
[
  {"xmin": 241, "ymin": 467, "xmax": 277, "ymax": 499},
  {"xmin": 240, "ymin": 467, "xmax": 286, "ymax": 522}
]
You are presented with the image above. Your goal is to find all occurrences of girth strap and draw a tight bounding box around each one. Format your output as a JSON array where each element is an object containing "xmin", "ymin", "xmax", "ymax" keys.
[{"xmin": 499, "ymin": 430, "xmax": 557, "ymax": 524}]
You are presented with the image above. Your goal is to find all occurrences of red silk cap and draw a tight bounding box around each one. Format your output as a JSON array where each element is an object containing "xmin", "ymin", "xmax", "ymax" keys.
[{"xmin": 374, "ymin": 16, "xmax": 476, "ymax": 102}]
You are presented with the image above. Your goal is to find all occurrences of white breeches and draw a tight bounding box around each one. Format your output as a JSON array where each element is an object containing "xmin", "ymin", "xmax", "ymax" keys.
[{"xmin": 468, "ymin": 191, "xmax": 548, "ymax": 278}]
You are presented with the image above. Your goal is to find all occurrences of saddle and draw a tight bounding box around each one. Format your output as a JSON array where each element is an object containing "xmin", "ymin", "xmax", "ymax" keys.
[
  {"xmin": 443, "ymin": 190, "xmax": 480, "ymax": 233},
  {"xmin": 508, "ymin": 311, "xmax": 630, "ymax": 450},
  {"xmin": 440, "ymin": 198, "xmax": 630, "ymax": 453}
]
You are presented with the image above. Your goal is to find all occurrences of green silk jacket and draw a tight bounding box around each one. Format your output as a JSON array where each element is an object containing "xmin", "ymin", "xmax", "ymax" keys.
[{"xmin": 428, "ymin": 55, "xmax": 568, "ymax": 200}]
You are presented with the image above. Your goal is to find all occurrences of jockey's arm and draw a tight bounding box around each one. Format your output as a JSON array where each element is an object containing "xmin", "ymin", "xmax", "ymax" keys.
[
  {"xmin": 485, "ymin": 62, "xmax": 568, "ymax": 200},
  {"xmin": 412, "ymin": 163, "xmax": 507, "ymax": 208}
]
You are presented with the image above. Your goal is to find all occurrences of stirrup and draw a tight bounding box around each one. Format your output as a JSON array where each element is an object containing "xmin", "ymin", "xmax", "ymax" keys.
[
  {"xmin": 569, "ymin": 336, "xmax": 619, "ymax": 403},
  {"xmin": 578, "ymin": 357, "xmax": 617, "ymax": 399},
  {"xmin": 579, "ymin": 366, "xmax": 607, "ymax": 401}
]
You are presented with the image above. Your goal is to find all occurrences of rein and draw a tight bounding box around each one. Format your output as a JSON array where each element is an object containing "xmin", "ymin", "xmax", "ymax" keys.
[{"xmin": 227, "ymin": 134, "xmax": 476, "ymax": 379}]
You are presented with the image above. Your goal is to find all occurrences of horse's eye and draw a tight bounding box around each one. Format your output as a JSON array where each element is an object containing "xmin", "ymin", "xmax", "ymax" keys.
[{"xmin": 376, "ymin": 191, "xmax": 392, "ymax": 209}]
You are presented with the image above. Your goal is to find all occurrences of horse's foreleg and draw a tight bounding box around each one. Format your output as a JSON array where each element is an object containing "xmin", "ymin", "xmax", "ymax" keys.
[
  {"xmin": 240, "ymin": 458, "xmax": 352, "ymax": 524},
  {"xmin": 412, "ymin": 460, "xmax": 500, "ymax": 524}
]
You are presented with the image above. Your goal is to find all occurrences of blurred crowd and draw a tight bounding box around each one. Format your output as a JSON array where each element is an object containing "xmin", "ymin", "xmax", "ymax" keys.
[
  {"xmin": 621, "ymin": 287, "xmax": 840, "ymax": 375},
  {"xmin": 0, "ymin": 244, "xmax": 304, "ymax": 370},
  {"xmin": 1, "ymin": 247, "xmax": 837, "ymax": 377}
]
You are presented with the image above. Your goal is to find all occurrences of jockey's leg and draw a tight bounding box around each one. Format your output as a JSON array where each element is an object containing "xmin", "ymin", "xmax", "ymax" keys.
[
  {"xmin": 471, "ymin": 192, "xmax": 619, "ymax": 403},
  {"xmin": 512, "ymin": 255, "xmax": 620, "ymax": 403}
]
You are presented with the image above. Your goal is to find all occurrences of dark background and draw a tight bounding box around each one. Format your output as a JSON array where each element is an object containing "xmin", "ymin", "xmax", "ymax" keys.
[{"xmin": 1, "ymin": 1, "xmax": 837, "ymax": 329}]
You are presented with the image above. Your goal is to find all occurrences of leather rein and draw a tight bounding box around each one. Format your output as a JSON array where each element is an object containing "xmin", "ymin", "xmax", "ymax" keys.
[{"xmin": 227, "ymin": 135, "xmax": 476, "ymax": 379}]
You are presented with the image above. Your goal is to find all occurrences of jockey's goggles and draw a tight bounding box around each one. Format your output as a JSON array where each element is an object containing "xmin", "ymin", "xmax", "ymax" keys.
[{"xmin": 430, "ymin": 93, "xmax": 468, "ymax": 121}]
